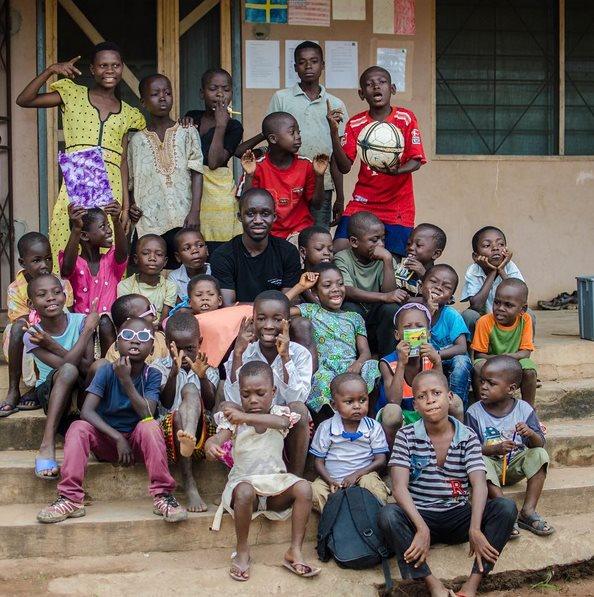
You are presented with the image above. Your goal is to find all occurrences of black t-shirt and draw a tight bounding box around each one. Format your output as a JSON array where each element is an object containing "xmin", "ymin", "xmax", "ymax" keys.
[
  {"xmin": 185, "ymin": 110, "xmax": 243, "ymax": 168},
  {"xmin": 210, "ymin": 235, "xmax": 301, "ymax": 302}
]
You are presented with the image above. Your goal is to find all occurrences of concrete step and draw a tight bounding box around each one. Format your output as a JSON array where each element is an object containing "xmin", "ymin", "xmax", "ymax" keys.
[
  {"xmin": 536, "ymin": 378, "xmax": 594, "ymax": 419},
  {"xmin": 544, "ymin": 419, "xmax": 594, "ymax": 467}
]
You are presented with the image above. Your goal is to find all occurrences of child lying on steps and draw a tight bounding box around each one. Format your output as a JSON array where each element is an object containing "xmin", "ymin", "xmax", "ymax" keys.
[{"xmin": 206, "ymin": 361, "xmax": 319, "ymax": 582}]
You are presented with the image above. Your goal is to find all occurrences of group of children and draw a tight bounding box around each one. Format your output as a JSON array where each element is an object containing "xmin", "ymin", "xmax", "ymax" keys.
[{"xmin": 5, "ymin": 39, "xmax": 555, "ymax": 594}]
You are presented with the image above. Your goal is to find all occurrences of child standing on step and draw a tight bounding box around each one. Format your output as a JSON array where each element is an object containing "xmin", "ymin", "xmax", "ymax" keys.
[
  {"xmin": 466, "ymin": 356, "xmax": 553, "ymax": 538},
  {"xmin": 206, "ymin": 360, "xmax": 319, "ymax": 582},
  {"xmin": 37, "ymin": 317, "xmax": 187, "ymax": 524}
]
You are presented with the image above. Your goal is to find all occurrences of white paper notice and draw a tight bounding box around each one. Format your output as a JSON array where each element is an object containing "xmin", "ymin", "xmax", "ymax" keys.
[
  {"xmin": 285, "ymin": 40, "xmax": 319, "ymax": 87},
  {"xmin": 377, "ymin": 47, "xmax": 407, "ymax": 92},
  {"xmin": 325, "ymin": 41, "xmax": 358, "ymax": 89},
  {"xmin": 245, "ymin": 40, "xmax": 280, "ymax": 89},
  {"xmin": 332, "ymin": 0, "xmax": 365, "ymax": 20}
]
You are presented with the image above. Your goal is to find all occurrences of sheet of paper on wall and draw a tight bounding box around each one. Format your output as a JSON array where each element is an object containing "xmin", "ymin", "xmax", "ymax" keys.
[
  {"xmin": 395, "ymin": 0, "xmax": 415, "ymax": 35},
  {"xmin": 285, "ymin": 40, "xmax": 319, "ymax": 87},
  {"xmin": 288, "ymin": 0, "xmax": 330, "ymax": 26},
  {"xmin": 332, "ymin": 0, "xmax": 365, "ymax": 20},
  {"xmin": 245, "ymin": 0, "xmax": 288, "ymax": 23},
  {"xmin": 372, "ymin": 0, "xmax": 395, "ymax": 34},
  {"xmin": 245, "ymin": 40, "xmax": 280, "ymax": 88},
  {"xmin": 325, "ymin": 41, "xmax": 358, "ymax": 89},
  {"xmin": 377, "ymin": 48, "xmax": 406, "ymax": 92}
]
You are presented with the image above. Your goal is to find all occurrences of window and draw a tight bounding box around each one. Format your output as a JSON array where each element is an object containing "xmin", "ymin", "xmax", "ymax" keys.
[{"xmin": 436, "ymin": 0, "xmax": 559, "ymax": 155}]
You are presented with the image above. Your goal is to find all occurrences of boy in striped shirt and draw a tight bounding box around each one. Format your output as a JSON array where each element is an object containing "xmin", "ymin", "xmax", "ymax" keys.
[{"xmin": 378, "ymin": 370, "xmax": 517, "ymax": 597}]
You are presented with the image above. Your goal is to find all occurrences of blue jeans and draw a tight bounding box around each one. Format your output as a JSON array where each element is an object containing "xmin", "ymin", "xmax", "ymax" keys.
[{"xmin": 441, "ymin": 354, "xmax": 472, "ymax": 409}]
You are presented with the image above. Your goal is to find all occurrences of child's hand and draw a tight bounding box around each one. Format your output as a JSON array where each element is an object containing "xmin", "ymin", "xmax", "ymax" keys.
[
  {"xmin": 22, "ymin": 322, "xmax": 52, "ymax": 349},
  {"xmin": 183, "ymin": 210, "xmax": 200, "ymax": 231},
  {"xmin": 468, "ymin": 528, "xmax": 499, "ymax": 573},
  {"xmin": 347, "ymin": 360, "xmax": 363, "ymax": 375},
  {"xmin": 498, "ymin": 247, "xmax": 513, "ymax": 271},
  {"xmin": 420, "ymin": 343, "xmax": 440, "ymax": 365},
  {"xmin": 329, "ymin": 480, "xmax": 342, "ymax": 493},
  {"xmin": 383, "ymin": 289, "xmax": 410, "ymax": 304},
  {"xmin": 426, "ymin": 291, "xmax": 440, "ymax": 317},
  {"xmin": 403, "ymin": 256, "xmax": 426, "ymax": 277},
  {"xmin": 369, "ymin": 245, "xmax": 392, "ymax": 262},
  {"xmin": 373, "ymin": 158, "xmax": 400, "ymax": 176},
  {"xmin": 185, "ymin": 351, "xmax": 209, "ymax": 379},
  {"xmin": 312, "ymin": 153, "xmax": 330, "ymax": 176},
  {"xmin": 114, "ymin": 356, "xmax": 132, "ymax": 384},
  {"xmin": 341, "ymin": 472, "xmax": 361, "ymax": 488},
  {"xmin": 276, "ymin": 319, "xmax": 290, "ymax": 359},
  {"xmin": 493, "ymin": 440, "xmax": 517, "ymax": 455},
  {"xmin": 223, "ymin": 406, "xmax": 246, "ymax": 426},
  {"xmin": 326, "ymin": 99, "xmax": 344, "ymax": 135},
  {"xmin": 103, "ymin": 201, "xmax": 121, "ymax": 220},
  {"xmin": 48, "ymin": 55, "xmax": 81, "ymax": 79},
  {"xmin": 68, "ymin": 203, "xmax": 87, "ymax": 231},
  {"xmin": 240, "ymin": 150, "xmax": 257, "ymax": 175},
  {"xmin": 404, "ymin": 527, "xmax": 430, "ymax": 568},
  {"xmin": 213, "ymin": 99, "xmax": 231, "ymax": 128},
  {"xmin": 83, "ymin": 297, "xmax": 100, "ymax": 331},
  {"xmin": 115, "ymin": 435, "xmax": 133, "ymax": 466},
  {"xmin": 204, "ymin": 437, "xmax": 225, "ymax": 461},
  {"xmin": 298, "ymin": 271, "xmax": 319, "ymax": 291},
  {"xmin": 235, "ymin": 316, "xmax": 254, "ymax": 355},
  {"xmin": 473, "ymin": 254, "xmax": 498, "ymax": 272},
  {"xmin": 128, "ymin": 204, "xmax": 143, "ymax": 224},
  {"xmin": 515, "ymin": 422, "xmax": 533, "ymax": 438},
  {"xmin": 396, "ymin": 340, "xmax": 411, "ymax": 365},
  {"xmin": 178, "ymin": 115, "xmax": 194, "ymax": 128},
  {"xmin": 169, "ymin": 341, "xmax": 184, "ymax": 375}
]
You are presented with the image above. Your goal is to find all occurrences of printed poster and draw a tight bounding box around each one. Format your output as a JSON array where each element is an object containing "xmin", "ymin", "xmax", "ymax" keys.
[
  {"xmin": 245, "ymin": 40, "xmax": 280, "ymax": 88},
  {"xmin": 325, "ymin": 41, "xmax": 358, "ymax": 89},
  {"xmin": 332, "ymin": 0, "xmax": 366, "ymax": 20},
  {"xmin": 377, "ymin": 47, "xmax": 407, "ymax": 91},
  {"xmin": 288, "ymin": 0, "xmax": 331, "ymax": 27}
]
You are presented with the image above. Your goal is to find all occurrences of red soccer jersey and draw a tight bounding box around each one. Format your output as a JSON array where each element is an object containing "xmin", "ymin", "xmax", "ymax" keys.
[
  {"xmin": 250, "ymin": 154, "xmax": 316, "ymax": 238},
  {"xmin": 341, "ymin": 107, "xmax": 426, "ymax": 226}
]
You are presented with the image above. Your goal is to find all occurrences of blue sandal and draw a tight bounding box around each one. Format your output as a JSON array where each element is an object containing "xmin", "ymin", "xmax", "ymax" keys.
[{"xmin": 35, "ymin": 457, "xmax": 59, "ymax": 480}]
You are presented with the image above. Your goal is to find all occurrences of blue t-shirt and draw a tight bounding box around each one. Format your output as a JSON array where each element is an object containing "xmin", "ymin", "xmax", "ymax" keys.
[
  {"xmin": 87, "ymin": 363, "xmax": 161, "ymax": 433},
  {"xmin": 430, "ymin": 306, "xmax": 470, "ymax": 352}
]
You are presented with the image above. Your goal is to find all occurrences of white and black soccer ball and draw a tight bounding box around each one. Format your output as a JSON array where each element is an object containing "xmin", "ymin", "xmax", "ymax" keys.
[{"xmin": 356, "ymin": 121, "xmax": 405, "ymax": 170}]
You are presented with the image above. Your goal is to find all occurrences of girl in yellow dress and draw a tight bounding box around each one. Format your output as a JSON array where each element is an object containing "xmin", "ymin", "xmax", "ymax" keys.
[{"xmin": 16, "ymin": 41, "xmax": 145, "ymax": 266}]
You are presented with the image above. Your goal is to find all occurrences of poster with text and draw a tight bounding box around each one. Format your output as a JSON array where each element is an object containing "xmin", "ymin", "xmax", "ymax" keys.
[{"xmin": 288, "ymin": 0, "xmax": 330, "ymax": 26}]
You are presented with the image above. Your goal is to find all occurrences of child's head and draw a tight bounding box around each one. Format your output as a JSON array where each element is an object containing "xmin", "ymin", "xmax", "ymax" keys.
[
  {"xmin": 174, "ymin": 228, "xmax": 208, "ymax": 271},
  {"xmin": 238, "ymin": 189, "xmax": 276, "ymax": 241},
  {"xmin": 262, "ymin": 112, "xmax": 301, "ymax": 155},
  {"xmin": 493, "ymin": 278, "xmax": 528, "ymax": 326},
  {"xmin": 347, "ymin": 211, "xmax": 385, "ymax": 262},
  {"xmin": 165, "ymin": 311, "xmax": 202, "ymax": 370},
  {"xmin": 412, "ymin": 370, "xmax": 453, "ymax": 423},
  {"xmin": 421, "ymin": 264, "xmax": 459, "ymax": 308},
  {"xmin": 187, "ymin": 274, "xmax": 222, "ymax": 313},
  {"xmin": 139, "ymin": 74, "xmax": 172, "ymax": 117},
  {"xmin": 358, "ymin": 66, "xmax": 395, "ymax": 109},
  {"xmin": 394, "ymin": 303, "xmax": 432, "ymax": 342},
  {"xmin": 200, "ymin": 68, "xmax": 232, "ymax": 110},
  {"xmin": 238, "ymin": 360, "xmax": 276, "ymax": 414},
  {"xmin": 294, "ymin": 41, "xmax": 324, "ymax": 84},
  {"xmin": 471, "ymin": 226, "xmax": 507, "ymax": 267},
  {"xmin": 89, "ymin": 41, "xmax": 123, "ymax": 90},
  {"xmin": 115, "ymin": 317, "xmax": 155, "ymax": 363},
  {"xmin": 330, "ymin": 372, "xmax": 369, "ymax": 422},
  {"xmin": 298, "ymin": 225, "xmax": 333, "ymax": 267},
  {"xmin": 17, "ymin": 232, "xmax": 53, "ymax": 278},
  {"xmin": 406, "ymin": 223, "xmax": 446, "ymax": 266},
  {"xmin": 111, "ymin": 293, "xmax": 156, "ymax": 330},
  {"xmin": 134, "ymin": 234, "xmax": 167, "ymax": 276},
  {"xmin": 311, "ymin": 263, "xmax": 345, "ymax": 311},
  {"xmin": 478, "ymin": 356, "xmax": 522, "ymax": 405},
  {"xmin": 27, "ymin": 274, "xmax": 66, "ymax": 319},
  {"xmin": 75, "ymin": 208, "xmax": 112, "ymax": 249},
  {"xmin": 253, "ymin": 290, "xmax": 290, "ymax": 349}
]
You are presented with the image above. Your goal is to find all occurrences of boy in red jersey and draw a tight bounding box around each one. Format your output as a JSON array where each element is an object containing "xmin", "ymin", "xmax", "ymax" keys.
[
  {"xmin": 329, "ymin": 66, "xmax": 426, "ymax": 257},
  {"xmin": 240, "ymin": 112, "xmax": 329, "ymax": 242}
]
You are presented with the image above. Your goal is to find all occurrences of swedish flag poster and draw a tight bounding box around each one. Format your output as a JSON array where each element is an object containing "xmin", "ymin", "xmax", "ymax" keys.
[{"xmin": 245, "ymin": 0, "xmax": 288, "ymax": 23}]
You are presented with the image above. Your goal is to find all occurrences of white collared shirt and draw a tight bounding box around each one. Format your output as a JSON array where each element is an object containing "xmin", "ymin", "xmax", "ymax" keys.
[
  {"xmin": 168, "ymin": 263, "xmax": 212, "ymax": 302},
  {"xmin": 223, "ymin": 340, "xmax": 312, "ymax": 407}
]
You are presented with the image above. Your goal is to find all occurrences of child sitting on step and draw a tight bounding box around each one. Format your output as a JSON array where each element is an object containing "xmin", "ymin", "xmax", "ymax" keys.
[
  {"xmin": 205, "ymin": 361, "xmax": 319, "ymax": 581},
  {"xmin": 37, "ymin": 317, "xmax": 187, "ymax": 524}
]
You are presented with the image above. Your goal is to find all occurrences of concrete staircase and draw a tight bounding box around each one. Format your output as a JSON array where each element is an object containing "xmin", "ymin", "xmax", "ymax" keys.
[{"xmin": 0, "ymin": 311, "xmax": 593, "ymax": 592}]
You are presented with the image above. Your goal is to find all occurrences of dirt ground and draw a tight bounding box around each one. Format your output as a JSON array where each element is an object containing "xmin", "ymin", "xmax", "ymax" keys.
[{"xmin": 482, "ymin": 577, "xmax": 594, "ymax": 596}]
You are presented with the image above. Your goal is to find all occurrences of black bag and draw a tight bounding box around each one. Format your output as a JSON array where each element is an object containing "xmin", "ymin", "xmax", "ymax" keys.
[{"xmin": 316, "ymin": 486, "xmax": 393, "ymax": 590}]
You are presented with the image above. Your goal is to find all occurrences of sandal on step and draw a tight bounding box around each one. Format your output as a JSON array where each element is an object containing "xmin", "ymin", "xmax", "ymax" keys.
[
  {"xmin": 518, "ymin": 511, "xmax": 555, "ymax": 536},
  {"xmin": 282, "ymin": 559, "xmax": 321, "ymax": 577},
  {"xmin": 510, "ymin": 521, "xmax": 520, "ymax": 539},
  {"xmin": 0, "ymin": 401, "xmax": 18, "ymax": 418},
  {"xmin": 35, "ymin": 457, "xmax": 59, "ymax": 480},
  {"xmin": 17, "ymin": 391, "xmax": 41, "ymax": 411},
  {"xmin": 229, "ymin": 553, "xmax": 250, "ymax": 581}
]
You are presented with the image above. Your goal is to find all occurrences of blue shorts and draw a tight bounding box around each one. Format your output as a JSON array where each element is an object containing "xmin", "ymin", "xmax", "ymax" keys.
[{"xmin": 334, "ymin": 216, "xmax": 412, "ymax": 257}]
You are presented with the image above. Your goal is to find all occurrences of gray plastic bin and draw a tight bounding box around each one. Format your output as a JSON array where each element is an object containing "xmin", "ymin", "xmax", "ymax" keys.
[{"xmin": 577, "ymin": 276, "xmax": 594, "ymax": 341}]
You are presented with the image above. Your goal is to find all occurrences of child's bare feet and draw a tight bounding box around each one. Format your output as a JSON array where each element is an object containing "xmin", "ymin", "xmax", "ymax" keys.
[
  {"xmin": 424, "ymin": 575, "xmax": 451, "ymax": 597},
  {"xmin": 230, "ymin": 550, "xmax": 251, "ymax": 581},
  {"xmin": 282, "ymin": 547, "xmax": 321, "ymax": 577},
  {"xmin": 177, "ymin": 429, "xmax": 197, "ymax": 458},
  {"xmin": 185, "ymin": 484, "xmax": 208, "ymax": 512}
]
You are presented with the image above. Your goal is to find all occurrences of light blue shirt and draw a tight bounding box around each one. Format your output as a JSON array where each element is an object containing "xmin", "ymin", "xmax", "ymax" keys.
[{"xmin": 431, "ymin": 306, "xmax": 470, "ymax": 352}]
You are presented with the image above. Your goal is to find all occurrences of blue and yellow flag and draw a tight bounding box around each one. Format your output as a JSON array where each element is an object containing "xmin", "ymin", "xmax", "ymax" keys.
[{"xmin": 245, "ymin": 0, "xmax": 288, "ymax": 23}]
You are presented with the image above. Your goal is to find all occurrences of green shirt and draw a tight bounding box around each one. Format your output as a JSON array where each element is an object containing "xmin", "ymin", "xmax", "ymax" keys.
[{"xmin": 335, "ymin": 248, "xmax": 392, "ymax": 293}]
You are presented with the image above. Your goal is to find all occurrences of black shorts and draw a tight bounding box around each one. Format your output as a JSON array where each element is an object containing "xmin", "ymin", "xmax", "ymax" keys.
[{"xmin": 32, "ymin": 369, "xmax": 79, "ymax": 437}]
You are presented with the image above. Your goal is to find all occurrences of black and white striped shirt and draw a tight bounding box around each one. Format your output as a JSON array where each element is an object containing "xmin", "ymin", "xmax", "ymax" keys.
[{"xmin": 389, "ymin": 417, "xmax": 486, "ymax": 512}]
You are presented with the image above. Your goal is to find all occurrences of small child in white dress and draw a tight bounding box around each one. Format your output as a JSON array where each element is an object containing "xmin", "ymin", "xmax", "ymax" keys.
[{"xmin": 205, "ymin": 361, "xmax": 320, "ymax": 582}]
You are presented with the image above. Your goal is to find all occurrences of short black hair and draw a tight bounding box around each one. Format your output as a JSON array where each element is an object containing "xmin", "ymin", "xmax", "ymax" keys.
[
  {"xmin": 17, "ymin": 232, "xmax": 50, "ymax": 258},
  {"xmin": 135, "ymin": 233, "xmax": 167, "ymax": 254},
  {"xmin": 414, "ymin": 223, "xmax": 447, "ymax": 252},
  {"xmin": 496, "ymin": 278, "xmax": 529, "ymax": 303},
  {"xmin": 90, "ymin": 41, "xmax": 122, "ymax": 63},
  {"xmin": 138, "ymin": 73, "xmax": 170, "ymax": 98},
  {"xmin": 201, "ymin": 68, "xmax": 232, "ymax": 89},
  {"xmin": 359, "ymin": 66, "xmax": 391, "ymax": 89},
  {"xmin": 311, "ymin": 261, "xmax": 342, "ymax": 281},
  {"xmin": 471, "ymin": 226, "xmax": 506, "ymax": 253},
  {"xmin": 347, "ymin": 211, "xmax": 383, "ymax": 239},
  {"xmin": 26, "ymin": 273, "xmax": 62, "ymax": 300},
  {"xmin": 111, "ymin": 293, "xmax": 149, "ymax": 329},
  {"xmin": 238, "ymin": 188, "xmax": 275, "ymax": 212},
  {"xmin": 424, "ymin": 263, "xmax": 459, "ymax": 292},
  {"xmin": 262, "ymin": 111, "xmax": 296, "ymax": 138},
  {"xmin": 165, "ymin": 311, "xmax": 200, "ymax": 343},
  {"xmin": 238, "ymin": 360, "xmax": 274, "ymax": 386},
  {"xmin": 173, "ymin": 227, "xmax": 206, "ymax": 252},
  {"xmin": 412, "ymin": 370, "xmax": 449, "ymax": 394},
  {"xmin": 482, "ymin": 355, "xmax": 523, "ymax": 387},
  {"xmin": 68, "ymin": 207, "xmax": 106, "ymax": 232},
  {"xmin": 294, "ymin": 41, "xmax": 323, "ymax": 62},
  {"xmin": 330, "ymin": 372, "xmax": 366, "ymax": 397},
  {"xmin": 253, "ymin": 290, "xmax": 290, "ymax": 316},
  {"xmin": 297, "ymin": 225, "xmax": 331, "ymax": 249},
  {"xmin": 187, "ymin": 274, "xmax": 221, "ymax": 296}
]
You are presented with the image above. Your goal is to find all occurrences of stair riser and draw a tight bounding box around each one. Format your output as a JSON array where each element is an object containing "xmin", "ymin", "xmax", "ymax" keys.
[
  {"xmin": 536, "ymin": 387, "xmax": 594, "ymax": 420},
  {"xmin": 546, "ymin": 437, "xmax": 594, "ymax": 467}
]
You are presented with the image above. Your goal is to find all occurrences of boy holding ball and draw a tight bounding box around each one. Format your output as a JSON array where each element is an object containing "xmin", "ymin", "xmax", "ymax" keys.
[{"xmin": 329, "ymin": 66, "xmax": 426, "ymax": 257}]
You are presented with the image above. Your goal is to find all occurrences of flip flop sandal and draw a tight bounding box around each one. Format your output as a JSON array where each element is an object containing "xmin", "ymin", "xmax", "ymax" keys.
[
  {"xmin": 510, "ymin": 521, "xmax": 520, "ymax": 539},
  {"xmin": 229, "ymin": 553, "xmax": 250, "ymax": 582},
  {"xmin": 17, "ymin": 392, "xmax": 41, "ymax": 411},
  {"xmin": 0, "ymin": 402, "xmax": 19, "ymax": 418},
  {"xmin": 282, "ymin": 559, "xmax": 321, "ymax": 578},
  {"xmin": 35, "ymin": 457, "xmax": 60, "ymax": 481},
  {"xmin": 518, "ymin": 512, "xmax": 555, "ymax": 536}
]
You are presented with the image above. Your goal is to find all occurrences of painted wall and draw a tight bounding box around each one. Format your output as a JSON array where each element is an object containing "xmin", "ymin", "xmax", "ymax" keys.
[{"xmin": 241, "ymin": 0, "xmax": 594, "ymax": 305}]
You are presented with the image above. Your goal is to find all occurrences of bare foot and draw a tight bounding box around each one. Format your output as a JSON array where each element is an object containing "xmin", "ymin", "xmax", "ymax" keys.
[
  {"xmin": 177, "ymin": 429, "xmax": 197, "ymax": 458},
  {"xmin": 425, "ymin": 574, "xmax": 451, "ymax": 597},
  {"xmin": 186, "ymin": 485, "xmax": 208, "ymax": 512}
]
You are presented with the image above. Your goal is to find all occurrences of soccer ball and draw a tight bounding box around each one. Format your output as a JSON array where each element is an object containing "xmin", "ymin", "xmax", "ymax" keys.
[{"xmin": 356, "ymin": 121, "xmax": 405, "ymax": 170}]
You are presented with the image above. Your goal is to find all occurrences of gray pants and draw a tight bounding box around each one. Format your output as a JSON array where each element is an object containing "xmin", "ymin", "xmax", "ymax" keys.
[
  {"xmin": 309, "ymin": 190, "xmax": 333, "ymax": 230},
  {"xmin": 463, "ymin": 307, "xmax": 536, "ymax": 337}
]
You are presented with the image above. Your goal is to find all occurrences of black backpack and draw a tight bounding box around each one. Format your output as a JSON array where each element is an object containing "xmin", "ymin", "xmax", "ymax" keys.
[{"xmin": 316, "ymin": 486, "xmax": 393, "ymax": 590}]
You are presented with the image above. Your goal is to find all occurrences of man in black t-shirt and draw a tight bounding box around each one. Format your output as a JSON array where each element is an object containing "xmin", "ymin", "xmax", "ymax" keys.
[{"xmin": 210, "ymin": 189, "xmax": 302, "ymax": 305}]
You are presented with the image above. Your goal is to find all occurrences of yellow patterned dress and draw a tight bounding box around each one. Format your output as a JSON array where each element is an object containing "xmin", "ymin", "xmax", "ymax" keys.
[{"xmin": 48, "ymin": 79, "xmax": 145, "ymax": 266}]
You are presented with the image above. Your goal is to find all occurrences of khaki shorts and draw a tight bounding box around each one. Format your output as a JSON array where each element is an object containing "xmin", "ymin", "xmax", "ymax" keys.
[
  {"xmin": 484, "ymin": 447, "xmax": 549, "ymax": 487},
  {"xmin": 311, "ymin": 472, "xmax": 390, "ymax": 512}
]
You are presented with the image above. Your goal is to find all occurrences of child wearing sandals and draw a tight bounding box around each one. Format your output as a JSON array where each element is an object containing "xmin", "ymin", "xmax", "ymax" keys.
[
  {"xmin": 152, "ymin": 311, "xmax": 219, "ymax": 512},
  {"xmin": 466, "ymin": 356, "xmax": 553, "ymax": 538},
  {"xmin": 205, "ymin": 361, "xmax": 319, "ymax": 582}
]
